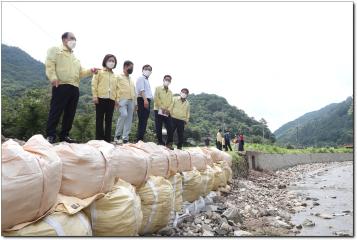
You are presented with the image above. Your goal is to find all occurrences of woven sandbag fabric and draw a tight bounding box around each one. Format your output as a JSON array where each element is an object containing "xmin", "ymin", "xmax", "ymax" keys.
[
  {"xmin": 2, "ymin": 135, "xmax": 62, "ymax": 230},
  {"xmin": 3, "ymin": 212, "xmax": 92, "ymax": 236},
  {"xmin": 199, "ymin": 166, "xmax": 215, "ymax": 196},
  {"xmin": 221, "ymin": 151, "xmax": 233, "ymax": 167},
  {"xmin": 212, "ymin": 164, "xmax": 227, "ymax": 190},
  {"xmin": 181, "ymin": 169, "xmax": 203, "ymax": 203},
  {"xmin": 173, "ymin": 149, "xmax": 192, "ymax": 172},
  {"xmin": 189, "ymin": 147, "xmax": 214, "ymax": 167},
  {"xmin": 88, "ymin": 141, "xmax": 151, "ymax": 187},
  {"xmin": 83, "ymin": 179, "xmax": 143, "ymax": 236},
  {"xmin": 128, "ymin": 142, "xmax": 171, "ymax": 178},
  {"xmin": 54, "ymin": 143, "xmax": 115, "ymax": 199},
  {"xmin": 168, "ymin": 173, "xmax": 183, "ymax": 212},
  {"xmin": 187, "ymin": 149, "xmax": 208, "ymax": 171},
  {"xmin": 137, "ymin": 176, "xmax": 174, "ymax": 235},
  {"xmin": 207, "ymin": 147, "xmax": 224, "ymax": 163},
  {"xmin": 218, "ymin": 161, "xmax": 233, "ymax": 184}
]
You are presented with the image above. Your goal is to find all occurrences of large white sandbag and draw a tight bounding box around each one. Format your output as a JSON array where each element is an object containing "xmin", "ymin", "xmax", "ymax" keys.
[
  {"xmin": 3, "ymin": 212, "xmax": 92, "ymax": 236},
  {"xmin": 88, "ymin": 141, "xmax": 151, "ymax": 187},
  {"xmin": 2, "ymin": 135, "xmax": 62, "ymax": 230},
  {"xmin": 84, "ymin": 179, "xmax": 143, "ymax": 236},
  {"xmin": 168, "ymin": 173, "xmax": 183, "ymax": 212},
  {"xmin": 137, "ymin": 176, "xmax": 174, "ymax": 235},
  {"xmin": 173, "ymin": 149, "xmax": 192, "ymax": 172},
  {"xmin": 186, "ymin": 150, "xmax": 207, "ymax": 171},
  {"xmin": 54, "ymin": 143, "xmax": 115, "ymax": 199},
  {"xmin": 181, "ymin": 169, "xmax": 203, "ymax": 203}
]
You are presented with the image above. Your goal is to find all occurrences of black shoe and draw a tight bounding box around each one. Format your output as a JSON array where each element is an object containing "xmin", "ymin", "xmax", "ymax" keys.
[
  {"xmin": 46, "ymin": 136, "xmax": 56, "ymax": 144},
  {"xmin": 60, "ymin": 136, "xmax": 78, "ymax": 143},
  {"xmin": 165, "ymin": 144, "xmax": 174, "ymax": 150},
  {"xmin": 123, "ymin": 140, "xmax": 128, "ymax": 144}
]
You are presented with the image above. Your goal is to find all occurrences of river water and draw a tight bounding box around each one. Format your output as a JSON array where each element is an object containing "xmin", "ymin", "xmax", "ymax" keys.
[{"xmin": 289, "ymin": 161, "xmax": 353, "ymax": 236}]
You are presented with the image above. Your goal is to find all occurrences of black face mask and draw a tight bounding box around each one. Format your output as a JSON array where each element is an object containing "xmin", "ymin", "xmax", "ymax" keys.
[{"xmin": 127, "ymin": 68, "xmax": 133, "ymax": 74}]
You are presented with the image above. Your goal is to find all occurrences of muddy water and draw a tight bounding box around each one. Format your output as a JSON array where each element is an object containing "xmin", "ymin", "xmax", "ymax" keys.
[{"xmin": 289, "ymin": 161, "xmax": 353, "ymax": 236}]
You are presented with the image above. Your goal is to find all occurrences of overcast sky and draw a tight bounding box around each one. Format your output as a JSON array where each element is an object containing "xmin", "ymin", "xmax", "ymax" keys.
[{"xmin": 2, "ymin": 1, "xmax": 353, "ymax": 131}]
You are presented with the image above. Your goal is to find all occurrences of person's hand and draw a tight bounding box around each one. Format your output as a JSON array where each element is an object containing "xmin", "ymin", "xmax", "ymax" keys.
[
  {"xmin": 115, "ymin": 101, "xmax": 120, "ymax": 110},
  {"xmin": 185, "ymin": 121, "xmax": 188, "ymax": 126},
  {"xmin": 91, "ymin": 68, "xmax": 99, "ymax": 74},
  {"xmin": 51, "ymin": 79, "xmax": 60, "ymax": 88},
  {"xmin": 144, "ymin": 99, "xmax": 149, "ymax": 109},
  {"xmin": 93, "ymin": 97, "xmax": 99, "ymax": 104},
  {"xmin": 135, "ymin": 105, "xmax": 138, "ymax": 111}
]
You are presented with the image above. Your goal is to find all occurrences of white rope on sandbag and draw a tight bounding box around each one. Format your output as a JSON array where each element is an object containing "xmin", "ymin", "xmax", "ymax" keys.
[
  {"xmin": 171, "ymin": 174, "xmax": 177, "ymax": 213},
  {"xmin": 43, "ymin": 215, "xmax": 66, "ymax": 236},
  {"xmin": 77, "ymin": 212, "xmax": 92, "ymax": 236},
  {"xmin": 143, "ymin": 179, "xmax": 158, "ymax": 234},
  {"xmin": 90, "ymin": 201, "xmax": 97, "ymax": 232}
]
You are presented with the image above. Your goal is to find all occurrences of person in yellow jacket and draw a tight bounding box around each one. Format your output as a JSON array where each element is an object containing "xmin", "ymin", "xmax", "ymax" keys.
[
  {"xmin": 92, "ymin": 54, "xmax": 119, "ymax": 142},
  {"xmin": 45, "ymin": 32, "xmax": 98, "ymax": 143},
  {"xmin": 168, "ymin": 88, "xmax": 190, "ymax": 149},
  {"xmin": 114, "ymin": 60, "xmax": 137, "ymax": 144},
  {"xmin": 154, "ymin": 75, "xmax": 174, "ymax": 148}
]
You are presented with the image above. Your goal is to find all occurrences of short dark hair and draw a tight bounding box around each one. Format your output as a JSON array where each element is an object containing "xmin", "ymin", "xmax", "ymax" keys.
[
  {"xmin": 219, "ymin": 129, "xmax": 222, "ymax": 132},
  {"xmin": 102, "ymin": 54, "xmax": 117, "ymax": 68},
  {"xmin": 61, "ymin": 32, "xmax": 69, "ymax": 40},
  {"xmin": 163, "ymin": 75, "xmax": 172, "ymax": 80},
  {"xmin": 142, "ymin": 64, "xmax": 152, "ymax": 71},
  {"xmin": 181, "ymin": 88, "xmax": 189, "ymax": 94},
  {"xmin": 123, "ymin": 60, "xmax": 133, "ymax": 68}
]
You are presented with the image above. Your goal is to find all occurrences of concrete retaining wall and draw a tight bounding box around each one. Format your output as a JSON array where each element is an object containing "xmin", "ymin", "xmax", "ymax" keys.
[{"xmin": 246, "ymin": 151, "xmax": 353, "ymax": 171}]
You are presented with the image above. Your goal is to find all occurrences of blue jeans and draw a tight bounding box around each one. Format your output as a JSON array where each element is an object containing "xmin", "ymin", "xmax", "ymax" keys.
[{"xmin": 115, "ymin": 99, "xmax": 135, "ymax": 141}]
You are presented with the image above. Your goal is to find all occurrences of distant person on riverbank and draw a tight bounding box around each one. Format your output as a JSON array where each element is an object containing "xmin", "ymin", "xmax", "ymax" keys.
[
  {"xmin": 224, "ymin": 129, "xmax": 233, "ymax": 151},
  {"xmin": 204, "ymin": 136, "xmax": 211, "ymax": 147},
  {"xmin": 239, "ymin": 134, "xmax": 245, "ymax": 151},
  {"xmin": 45, "ymin": 32, "xmax": 98, "ymax": 144},
  {"xmin": 216, "ymin": 129, "xmax": 223, "ymax": 150}
]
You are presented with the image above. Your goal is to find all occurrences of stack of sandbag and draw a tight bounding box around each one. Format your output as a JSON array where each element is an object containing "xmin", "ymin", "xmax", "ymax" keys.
[
  {"xmin": 212, "ymin": 164, "xmax": 227, "ymax": 190},
  {"xmin": 3, "ymin": 212, "xmax": 92, "ymax": 236},
  {"xmin": 137, "ymin": 176, "xmax": 174, "ymax": 235},
  {"xmin": 83, "ymin": 179, "xmax": 143, "ymax": 236},
  {"xmin": 54, "ymin": 143, "xmax": 115, "ymax": 198},
  {"xmin": 181, "ymin": 169, "xmax": 203, "ymax": 202},
  {"xmin": 168, "ymin": 173, "xmax": 183, "ymax": 212},
  {"xmin": 128, "ymin": 142, "xmax": 171, "ymax": 178},
  {"xmin": 218, "ymin": 160, "xmax": 233, "ymax": 184},
  {"xmin": 88, "ymin": 140, "xmax": 150, "ymax": 187},
  {"xmin": 173, "ymin": 149, "xmax": 192, "ymax": 172},
  {"xmin": 204, "ymin": 147, "xmax": 224, "ymax": 163},
  {"xmin": 133, "ymin": 141, "xmax": 179, "ymax": 176},
  {"xmin": 187, "ymin": 150, "xmax": 207, "ymax": 171},
  {"xmin": 2, "ymin": 135, "xmax": 62, "ymax": 231},
  {"xmin": 199, "ymin": 166, "xmax": 215, "ymax": 196},
  {"xmin": 221, "ymin": 151, "xmax": 233, "ymax": 167},
  {"xmin": 189, "ymin": 147, "xmax": 214, "ymax": 167}
]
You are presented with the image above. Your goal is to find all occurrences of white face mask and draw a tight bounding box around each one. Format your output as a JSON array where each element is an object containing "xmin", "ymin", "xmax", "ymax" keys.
[
  {"xmin": 163, "ymin": 80, "xmax": 170, "ymax": 87},
  {"xmin": 106, "ymin": 61, "xmax": 115, "ymax": 69},
  {"xmin": 67, "ymin": 40, "xmax": 76, "ymax": 50},
  {"xmin": 143, "ymin": 70, "xmax": 152, "ymax": 77},
  {"xmin": 180, "ymin": 93, "xmax": 187, "ymax": 99}
]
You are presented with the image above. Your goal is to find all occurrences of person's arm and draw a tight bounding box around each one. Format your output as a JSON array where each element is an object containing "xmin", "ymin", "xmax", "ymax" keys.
[
  {"xmin": 91, "ymin": 73, "xmax": 99, "ymax": 104},
  {"xmin": 45, "ymin": 47, "xmax": 59, "ymax": 87},
  {"xmin": 137, "ymin": 77, "xmax": 149, "ymax": 109},
  {"xmin": 185, "ymin": 103, "xmax": 190, "ymax": 124},
  {"xmin": 154, "ymin": 87, "xmax": 162, "ymax": 110}
]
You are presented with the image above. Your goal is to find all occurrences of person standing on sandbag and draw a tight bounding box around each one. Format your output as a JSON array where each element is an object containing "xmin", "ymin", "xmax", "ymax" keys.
[
  {"xmin": 92, "ymin": 54, "xmax": 119, "ymax": 142},
  {"xmin": 45, "ymin": 32, "xmax": 98, "ymax": 144},
  {"xmin": 114, "ymin": 60, "xmax": 137, "ymax": 144},
  {"xmin": 168, "ymin": 88, "xmax": 190, "ymax": 150},
  {"xmin": 136, "ymin": 64, "xmax": 153, "ymax": 142},
  {"xmin": 153, "ymin": 75, "xmax": 174, "ymax": 149}
]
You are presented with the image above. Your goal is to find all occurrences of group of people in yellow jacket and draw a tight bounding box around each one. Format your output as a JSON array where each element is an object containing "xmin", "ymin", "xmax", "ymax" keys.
[{"xmin": 45, "ymin": 32, "xmax": 190, "ymax": 149}]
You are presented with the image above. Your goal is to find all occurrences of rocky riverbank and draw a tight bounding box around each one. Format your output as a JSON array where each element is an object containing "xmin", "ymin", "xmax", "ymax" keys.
[{"xmin": 155, "ymin": 161, "xmax": 353, "ymax": 237}]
